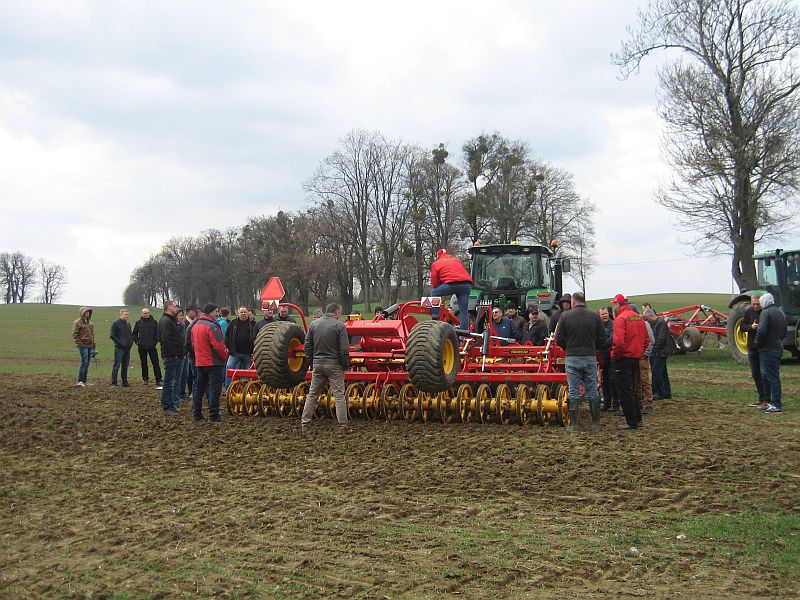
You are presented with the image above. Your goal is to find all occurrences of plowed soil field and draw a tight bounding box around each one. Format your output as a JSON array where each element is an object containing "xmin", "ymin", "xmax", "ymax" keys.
[{"xmin": 1, "ymin": 362, "xmax": 798, "ymax": 599}]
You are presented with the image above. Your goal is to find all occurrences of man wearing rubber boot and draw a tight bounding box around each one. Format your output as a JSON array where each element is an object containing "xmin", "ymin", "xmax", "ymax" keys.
[
  {"xmin": 300, "ymin": 303, "xmax": 352, "ymax": 434},
  {"xmin": 610, "ymin": 294, "xmax": 650, "ymax": 430},
  {"xmin": 555, "ymin": 291, "xmax": 607, "ymax": 432}
]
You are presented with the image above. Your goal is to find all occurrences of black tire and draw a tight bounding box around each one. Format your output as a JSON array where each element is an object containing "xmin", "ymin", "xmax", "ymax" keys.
[
  {"xmin": 406, "ymin": 320, "xmax": 460, "ymax": 393},
  {"xmin": 677, "ymin": 326, "xmax": 703, "ymax": 353},
  {"xmin": 671, "ymin": 334, "xmax": 686, "ymax": 355},
  {"xmin": 253, "ymin": 321, "xmax": 308, "ymax": 389},
  {"xmin": 727, "ymin": 302, "xmax": 750, "ymax": 365}
]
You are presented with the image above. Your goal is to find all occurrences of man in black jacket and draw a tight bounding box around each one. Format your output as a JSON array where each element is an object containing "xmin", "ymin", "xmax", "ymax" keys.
[
  {"xmin": 742, "ymin": 295, "xmax": 769, "ymax": 409},
  {"xmin": 520, "ymin": 309, "xmax": 548, "ymax": 345},
  {"xmin": 300, "ymin": 303, "xmax": 351, "ymax": 433},
  {"xmin": 157, "ymin": 300, "xmax": 183, "ymax": 416},
  {"xmin": 755, "ymin": 292, "xmax": 786, "ymax": 414},
  {"xmin": 555, "ymin": 291, "xmax": 607, "ymax": 432},
  {"xmin": 110, "ymin": 309, "xmax": 133, "ymax": 388},
  {"xmin": 225, "ymin": 306, "xmax": 256, "ymax": 387},
  {"xmin": 132, "ymin": 308, "xmax": 162, "ymax": 386},
  {"xmin": 645, "ymin": 309, "xmax": 674, "ymax": 401}
]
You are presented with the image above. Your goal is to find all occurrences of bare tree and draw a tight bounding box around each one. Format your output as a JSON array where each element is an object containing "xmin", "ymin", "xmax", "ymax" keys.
[
  {"xmin": 614, "ymin": 0, "xmax": 800, "ymax": 290},
  {"xmin": 0, "ymin": 251, "xmax": 37, "ymax": 303},
  {"xmin": 38, "ymin": 259, "xmax": 67, "ymax": 303}
]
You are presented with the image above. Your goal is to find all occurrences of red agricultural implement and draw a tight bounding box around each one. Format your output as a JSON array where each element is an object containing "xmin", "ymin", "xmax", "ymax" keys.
[
  {"xmin": 226, "ymin": 299, "xmax": 572, "ymax": 427},
  {"xmin": 657, "ymin": 304, "xmax": 728, "ymax": 353}
]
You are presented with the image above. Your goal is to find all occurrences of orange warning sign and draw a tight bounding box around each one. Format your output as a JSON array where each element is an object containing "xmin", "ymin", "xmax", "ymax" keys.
[{"xmin": 260, "ymin": 277, "xmax": 285, "ymax": 302}]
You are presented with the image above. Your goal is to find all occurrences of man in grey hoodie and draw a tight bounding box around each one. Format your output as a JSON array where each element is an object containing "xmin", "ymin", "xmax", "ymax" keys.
[{"xmin": 755, "ymin": 292, "xmax": 786, "ymax": 414}]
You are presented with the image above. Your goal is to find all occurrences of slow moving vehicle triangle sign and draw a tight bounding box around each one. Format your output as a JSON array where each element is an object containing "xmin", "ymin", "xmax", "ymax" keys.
[{"xmin": 260, "ymin": 277, "xmax": 285, "ymax": 304}]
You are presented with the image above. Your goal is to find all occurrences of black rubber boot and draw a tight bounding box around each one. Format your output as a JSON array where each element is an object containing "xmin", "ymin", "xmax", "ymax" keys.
[
  {"xmin": 568, "ymin": 397, "xmax": 579, "ymax": 432},
  {"xmin": 589, "ymin": 396, "xmax": 601, "ymax": 432}
]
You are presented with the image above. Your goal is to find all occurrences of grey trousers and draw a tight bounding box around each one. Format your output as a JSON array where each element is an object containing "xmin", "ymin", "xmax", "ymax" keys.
[{"xmin": 300, "ymin": 363, "xmax": 348, "ymax": 427}]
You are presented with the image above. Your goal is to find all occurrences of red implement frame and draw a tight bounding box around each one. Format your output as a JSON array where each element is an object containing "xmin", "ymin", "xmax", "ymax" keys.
[
  {"xmin": 657, "ymin": 304, "xmax": 728, "ymax": 337},
  {"xmin": 228, "ymin": 301, "xmax": 567, "ymax": 387}
]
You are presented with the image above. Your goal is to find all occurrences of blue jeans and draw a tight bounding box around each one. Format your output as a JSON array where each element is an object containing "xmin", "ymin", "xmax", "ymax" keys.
[
  {"xmin": 77, "ymin": 346, "xmax": 92, "ymax": 383},
  {"xmin": 759, "ymin": 348, "xmax": 782, "ymax": 409},
  {"xmin": 225, "ymin": 353, "xmax": 252, "ymax": 387},
  {"xmin": 176, "ymin": 357, "xmax": 189, "ymax": 405},
  {"xmin": 112, "ymin": 346, "xmax": 131, "ymax": 385},
  {"xmin": 565, "ymin": 355, "xmax": 600, "ymax": 404},
  {"xmin": 193, "ymin": 364, "xmax": 225, "ymax": 419},
  {"xmin": 431, "ymin": 282, "xmax": 471, "ymax": 330},
  {"xmin": 748, "ymin": 350, "xmax": 769, "ymax": 403},
  {"xmin": 160, "ymin": 356, "xmax": 181, "ymax": 412},
  {"xmin": 649, "ymin": 355, "xmax": 671, "ymax": 398}
]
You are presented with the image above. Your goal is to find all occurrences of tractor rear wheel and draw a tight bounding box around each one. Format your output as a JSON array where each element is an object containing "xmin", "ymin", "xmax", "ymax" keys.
[
  {"xmin": 677, "ymin": 326, "xmax": 703, "ymax": 353},
  {"xmin": 727, "ymin": 302, "xmax": 750, "ymax": 365},
  {"xmin": 406, "ymin": 320, "xmax": 460, "ymax": 393},
  {"xmin": 254, "ymin": 321, "xmax": 309, "ymax": 389}
]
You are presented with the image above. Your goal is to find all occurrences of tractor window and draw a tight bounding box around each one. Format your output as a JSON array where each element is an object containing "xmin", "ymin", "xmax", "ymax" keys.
[
  {"xmin": 757, "ymin": 260, "xmax": 779, "ymax": 288},
  {"xmin": 786, "ymin": 253, "xmax": 800, "ymax": 285},
  {"xmin": 471, "ymin": 252, "xmax": 543, "ymax": 289}
]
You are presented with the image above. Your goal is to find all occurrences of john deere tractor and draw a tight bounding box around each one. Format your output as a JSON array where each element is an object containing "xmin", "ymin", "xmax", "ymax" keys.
[
  {"xmin": 727, "ymin": 248, "xmax": 800, "ymax": 364},
  {"xmin": 467, "ymin": 241, "xmax": 570, "ymax": 316}
]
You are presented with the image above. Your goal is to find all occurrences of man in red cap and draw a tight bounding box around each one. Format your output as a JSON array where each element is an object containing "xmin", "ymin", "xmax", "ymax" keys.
[
  {"xmin": 610, "ymin": 294, "xmax": 649, "ymax": 430},
  {"xmin": 430, "ymin": 248, "xmax": 472, "ymax": 330}
]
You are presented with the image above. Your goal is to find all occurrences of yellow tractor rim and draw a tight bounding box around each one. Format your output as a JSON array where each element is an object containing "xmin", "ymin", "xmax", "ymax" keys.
[
  {"xmin": 733, "ymin": 317, "xmax": 749, "ymax": 355},
  {"xmin": 287, "ymin": 337, "xmax": 304, "ymax": 372},
  {"xmin": 442, "ymin": 337, "xmax": 455, "ymax": 374}
]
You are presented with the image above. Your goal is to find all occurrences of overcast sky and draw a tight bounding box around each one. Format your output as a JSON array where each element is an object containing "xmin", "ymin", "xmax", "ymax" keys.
[{"xmin": 1, "ymin": 0, "xmax": 796, "ymax": 306}]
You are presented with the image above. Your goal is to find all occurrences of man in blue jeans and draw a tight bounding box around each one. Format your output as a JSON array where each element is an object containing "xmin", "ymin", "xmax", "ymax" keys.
[
  {"xmin": 754, "ymin": 292, "xmax": 786, "ymax": 414},
  {"xmin": 429, "ymin": 249, "xmax": 472, "ymax": 330},
  {"xmin": 555, "ymin": 291, "xmax": 607, "ymax": 432},
  {"xmin": 109, "ymin": 308, "xmax": 133, "ymax": 387},
  {"xmin": 72, "ymin": 306, "xmax": 96, "ymax": 387},
  {"xmin": 157, "ymin": 300, "xmax": 183, "ymax": 416}
]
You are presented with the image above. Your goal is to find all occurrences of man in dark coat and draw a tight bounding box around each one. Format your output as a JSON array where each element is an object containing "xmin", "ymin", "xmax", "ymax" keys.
[
  {"xmin": 110, "ymin": 308, "xmax": 133, "ymax": 387},
  {"xmin": 520, "ymin": 309, "xmax": 548, "ymax": 345},
  {"xmin": 157, "ymin": 300, "xmax": 183, "ymax": 416},
  {"xmin": 645, "ymin": 309, "xmax": 674, "ymax": 401},
  {"xmin": 755, "ymin": 292, "xmax": 787, "ymax": 414},
  {"xmin": 132, "ymin": 308, "xmax": 162, "ymax": 386}
]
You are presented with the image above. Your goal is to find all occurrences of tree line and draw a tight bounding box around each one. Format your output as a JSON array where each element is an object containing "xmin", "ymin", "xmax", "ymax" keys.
[
  {"xmin": 125, "ymin": 130, "xmax": 596, "ymax": 313},
  {"xmin": 1, "ymin": 251, "xmax": 67, "ymax": 304}
]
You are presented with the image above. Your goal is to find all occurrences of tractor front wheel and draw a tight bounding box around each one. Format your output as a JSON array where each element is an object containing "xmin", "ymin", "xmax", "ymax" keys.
[{"xmin": 727, "ymin": 302, "xmax": 750, "ymax": 365}]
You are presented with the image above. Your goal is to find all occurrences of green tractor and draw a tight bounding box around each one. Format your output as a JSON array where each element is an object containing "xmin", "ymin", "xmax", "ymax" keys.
[
  {"xmin": 727, "ymin": 248, "xmax": 800, "ymax": 364},
  {"xmin": 467, "ymin": 241, "xmax": 570, "ymax": 316}
]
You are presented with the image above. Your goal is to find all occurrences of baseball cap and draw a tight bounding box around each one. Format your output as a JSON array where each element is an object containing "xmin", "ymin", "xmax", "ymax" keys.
[{"xmin": 610, "ymin": 293, "xmax": 627, "ymax": 305}]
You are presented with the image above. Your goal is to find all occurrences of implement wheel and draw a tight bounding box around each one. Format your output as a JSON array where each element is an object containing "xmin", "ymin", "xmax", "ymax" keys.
[
  {"xmin": 535, "ymin": 384, "xmax": 550, "ymax": 426},
  {"xmin": 727, "ymin": 302, "xmax": 750, "ymax": 365},
  {"xmin": 362, "ymin": 383, "xmax": 381, "ymax": 420},
  {"xmin": 554, "ymin": 384, "xmax": 569, "ymax": 427},
  {"xmin": 292, "ymin": 382, "xmax": 309, "ymax": 417},
  {"xmin": 438, "ymin": 389, "xmax": 458, "ymax": 423},
  {"xmin": 345, "ymin": 383, "xmax": 364, "ymax": 420},
  {"xmin": 456, "ymin": 383, "xmax": 475, "ymax": 423},
  {"xmin": 227, "ymin": 380, "xmax": 245, "ymax": 416},
  {"xmin": 254, "ymin": 321, "xmax": 309, "ymax": 389},
  {"xmin": 381, "ymin": 383, "xmax": 401, "ymax": 421},
  {"xmin": 496, "ymin": 383, "xmax": 514, "ymax": 425},
  {"xmin": 475, "ymin": 383, "xmax": 492, "ymax": 424},
  {"xmin": 243, "ymin": 381, "xmax": 262, "ymax": 416},
  {"xmin": 399, "ymin": 383, "xmax": 419, "ymax": 422},
  {"xmin": 406, "ymin": 321, "xmax": 460, "ymax": 393},
  {"xmin": 515, "ymin": 384, "xmax": 533, "ymax": 426},
  {"xmin": 258, "ymin": 384, "xmax": 271, "ymax": 416},
  {"xmin": 677, "ymin": 326, "xmax": 703, "ymax": 353}
]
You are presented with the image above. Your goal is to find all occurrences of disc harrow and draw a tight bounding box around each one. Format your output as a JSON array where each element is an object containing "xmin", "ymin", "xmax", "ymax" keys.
[{"xmin": 227, "ymin": 297, "xmax": 574, "ymax": 428}]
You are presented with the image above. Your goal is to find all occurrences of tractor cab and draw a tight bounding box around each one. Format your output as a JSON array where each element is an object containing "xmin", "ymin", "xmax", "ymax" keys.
[{"xmin": 467, "ymin": 242, "xmax": 569, "ymax": 315}]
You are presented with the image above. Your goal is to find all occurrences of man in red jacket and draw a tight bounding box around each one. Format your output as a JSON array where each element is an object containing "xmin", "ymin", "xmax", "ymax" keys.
[
  {"xmin": 191, "ymin": 303, "xmax": 229, "ymax": 422},
  {"xmin": 430, "ymin": 249, "xmax": 472, "ymax": 330},
  {"xmin": 610, "ymin": 294, "xmax": 649, "ymax": 430}
]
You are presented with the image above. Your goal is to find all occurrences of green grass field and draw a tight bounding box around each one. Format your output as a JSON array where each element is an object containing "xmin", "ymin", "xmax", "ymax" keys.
[{"xmin": 0, "ymin": 292, "xmax": 735, "ymax": 377}]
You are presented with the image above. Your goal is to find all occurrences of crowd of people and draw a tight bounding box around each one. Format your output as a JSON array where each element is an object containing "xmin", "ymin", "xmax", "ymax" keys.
[{"xmin": 70, "ymin": 250, "xmax": 786, "ymax": 429}]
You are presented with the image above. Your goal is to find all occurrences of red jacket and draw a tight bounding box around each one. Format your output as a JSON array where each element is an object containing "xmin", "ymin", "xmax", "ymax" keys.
[
  {"xmin": 611, "ymin": 304, "xmax": 649, "ymax": 361},
  {"xmin": 430, "ymin": 255, "xmax": 472, "ymax": 287},
  {"xmin": 191, "ymin": 314, "xmax": 229, "ymax": 367}
]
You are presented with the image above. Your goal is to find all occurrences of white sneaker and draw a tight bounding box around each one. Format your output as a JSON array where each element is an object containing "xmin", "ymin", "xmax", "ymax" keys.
[
  {"xmin": 76, "ymin": 382, "xmax": 85, "ymax": 387},
  {"xmin": 155, "ymin": 385, "xmax": 164, "ymax": 390}
]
